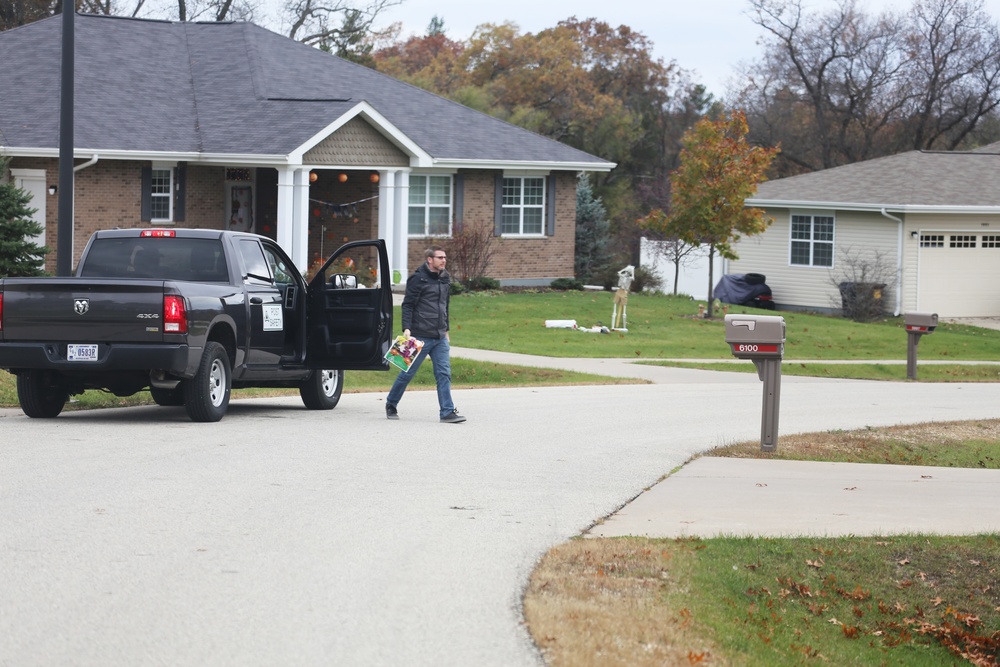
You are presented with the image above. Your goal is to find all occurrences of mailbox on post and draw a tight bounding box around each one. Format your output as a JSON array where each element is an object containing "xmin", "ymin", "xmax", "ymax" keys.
[
  {"xmin": 904, "ymin": 312, "xmax": 937, "ymax": 380},
  {"xmin": 725, "ymin": 314, "xmax": 785, "ymax": 452}
]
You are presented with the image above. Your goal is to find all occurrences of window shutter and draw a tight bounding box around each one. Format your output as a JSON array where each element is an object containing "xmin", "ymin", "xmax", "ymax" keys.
[
  {"xmin": 494, "ymin": 174, "xmax": 503, "ymax": 236},
  {"xmin": 546, "ymin": 174, "xmax": 556, "ymax": 237},
  {"xmin": 453, "ymin": 173, "xmax": 464, "ymax": 235},
  {"xmin": 140, "ymin": 166, "xmax": 152, "ymax": 222},
  {"xmin": 173, "ymin": 163, "xmax": 186, "ymax": 222}
]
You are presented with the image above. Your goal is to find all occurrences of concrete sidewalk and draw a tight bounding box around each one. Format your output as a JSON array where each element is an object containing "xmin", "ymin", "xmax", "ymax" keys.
[
  {"xmin": 589, "ymin": 457, "xmax": 1000, "ymax": 539},
  {"xmin": 450, "ymin": 346, "xmax": 1000, "ymax": 539}
]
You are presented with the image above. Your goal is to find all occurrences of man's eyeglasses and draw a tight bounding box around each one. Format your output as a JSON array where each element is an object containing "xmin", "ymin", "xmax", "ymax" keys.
[{"xmin": 432, "ymin": 255, "xmax": 447, "ymax": 259}]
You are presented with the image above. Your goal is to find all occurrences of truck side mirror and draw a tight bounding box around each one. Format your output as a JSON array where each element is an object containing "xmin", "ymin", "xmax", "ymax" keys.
[{"xmin": 330, "ymin": 274, "xmax": 358, "ymax": 289}]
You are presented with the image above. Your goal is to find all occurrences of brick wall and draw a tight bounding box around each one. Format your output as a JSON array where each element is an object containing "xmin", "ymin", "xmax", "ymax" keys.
[
  {"xmin": 405, "ymin": 170, "xmax": 576, "ymax": 284},
  {"xmin": 5, "ymin": 159, "xmax": 578, "ymax": 283},
  {"xmin": 7, "ymin": 158, "xmax": 229, "ymax": 273}
]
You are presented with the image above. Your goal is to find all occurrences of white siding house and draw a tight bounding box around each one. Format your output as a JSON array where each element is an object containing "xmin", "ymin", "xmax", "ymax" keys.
[{"xmin": 738, "ymin": 145, "xmax": 1000, "ymax": 318}]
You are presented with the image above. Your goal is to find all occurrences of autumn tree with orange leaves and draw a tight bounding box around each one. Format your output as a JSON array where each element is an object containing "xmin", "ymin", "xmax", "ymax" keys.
[{"xmin": 640, "ymin": 111, "xmax": 778, "ymax": 318}]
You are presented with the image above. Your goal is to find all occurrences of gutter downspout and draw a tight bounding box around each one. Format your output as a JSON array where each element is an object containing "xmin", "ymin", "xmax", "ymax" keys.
[
  {"xmin": 73, "ymin": 154, "xmax": 98, "ymax": 172},
  {"xmin": 880, "ymin": 208, "xmax": 903, "ymax": 316}
]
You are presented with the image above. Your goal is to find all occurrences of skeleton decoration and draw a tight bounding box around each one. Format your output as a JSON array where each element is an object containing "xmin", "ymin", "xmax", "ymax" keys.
[{"xmin": 612, "ymin": 265, "xmax": 635, "ymax": 331}]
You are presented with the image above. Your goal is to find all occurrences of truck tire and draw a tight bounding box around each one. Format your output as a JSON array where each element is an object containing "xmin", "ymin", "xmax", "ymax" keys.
[
  {"xmin": 16, "ymin": 371, "xmax": 68, "ymax": 418},
  {"xmin": 150, "ymin": 386, "xmax": 185, "ymax": 406},
  {"xmin": 183, "ymin": 342, "xmax": 231, "ymax": 422},
  {"xmin": 300, "ymin": 369, "xmax": 343, "ymax": 410}
]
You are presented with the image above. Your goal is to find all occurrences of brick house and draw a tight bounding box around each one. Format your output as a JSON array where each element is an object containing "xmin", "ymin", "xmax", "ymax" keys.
[{"xmin": 0, "ymin": 14, "xmax": 614, "ymax": 284}]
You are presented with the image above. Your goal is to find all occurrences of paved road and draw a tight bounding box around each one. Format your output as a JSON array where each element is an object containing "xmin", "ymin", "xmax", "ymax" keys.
[{"xmin": 2, "ymin": 367, "xmax": 999, "ymax": 667}]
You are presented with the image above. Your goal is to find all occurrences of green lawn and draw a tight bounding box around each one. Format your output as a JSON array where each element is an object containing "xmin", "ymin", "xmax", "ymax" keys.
[
  {"xmin": 448, "ymin": 291, "xmax": 1000, "ymax": 360},
  {"xmin": 3, "ymin": 290, "xmax": 999, "ymax": 409}
]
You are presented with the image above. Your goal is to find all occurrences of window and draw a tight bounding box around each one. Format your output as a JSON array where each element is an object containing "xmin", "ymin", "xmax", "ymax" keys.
[
  {"xmin": 983, "ymin": 235, "xmax": 1000, "ymax": 248},
  {"xmin": 501, "ymin": 176, "xmax": 545, "ymax": 236},
  {"xmin": 239, "ymin": 239, "xmax": 271, "ymax": 284},
  {"xmin": 950, "ymin": 235, "xmax": 976, "ymax": 248},
  {"xmin": 408, "ymin": 175, "xmax": 452, "ymax": 236},
  {"xmin": 790, "ymin": 214, "xmax": 834, "ymax": 267},
  {"xmin": 150, "ymin": 168, "xmax": 173, "ymax": 221},
  {"xmin": 142, "ymin": 163, "xmax": 185, "ymax": 223},
  {"xmin": 920, "ymin": 234, "xmax": 944, "ymax": 247}
]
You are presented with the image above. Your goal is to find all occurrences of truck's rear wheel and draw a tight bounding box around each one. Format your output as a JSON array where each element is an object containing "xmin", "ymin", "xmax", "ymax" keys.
[
  {"xmin": 184, "ymin": 342, "xmax": 231, "ymax": 422},
  {"xmin": 17, "ymin": 371, "xmax": 68, "ymax": 418},
  {"xmin": 300, "ymin": 369, "xmax": 343, "ymax": 410},
  {"xmin": 150, "ymin": 386, "xmax": 185, "ymax": 406}
]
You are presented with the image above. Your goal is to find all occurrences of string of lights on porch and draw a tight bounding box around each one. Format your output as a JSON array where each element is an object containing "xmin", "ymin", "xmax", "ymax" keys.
[
  {"xmin": 308, "ymin": 170, "xmax": 381, "ymax": 221},
  {"xmin": 309, "ymin": 194, "xmax": 378, "ymax": 220}
]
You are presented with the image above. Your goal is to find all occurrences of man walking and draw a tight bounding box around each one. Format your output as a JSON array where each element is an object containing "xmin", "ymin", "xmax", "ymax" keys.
[{"xmin": 385, "ymin": 246, "xmax": 466, "ymax": 423}]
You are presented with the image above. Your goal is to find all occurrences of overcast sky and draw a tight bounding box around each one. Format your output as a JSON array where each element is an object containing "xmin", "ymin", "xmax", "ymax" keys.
[{"xmin": 370, "ymin": 0, "xmax": 1000, "ymax": 98}]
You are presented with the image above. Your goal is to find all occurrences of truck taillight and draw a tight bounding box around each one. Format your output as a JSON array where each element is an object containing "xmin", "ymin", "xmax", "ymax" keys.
[
  {"xmin": 142, "ymin": 229, "xmax": 176, "ymax": 238},
  {"xmin": 163, "ymin": 295, "xmax": 187, "ymax": 333}
]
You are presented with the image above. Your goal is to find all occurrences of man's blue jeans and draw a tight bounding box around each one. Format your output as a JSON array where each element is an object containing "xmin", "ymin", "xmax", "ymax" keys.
[{"xmin": 386, "ymin": 335, "xmax": 455, "ymax": 418}]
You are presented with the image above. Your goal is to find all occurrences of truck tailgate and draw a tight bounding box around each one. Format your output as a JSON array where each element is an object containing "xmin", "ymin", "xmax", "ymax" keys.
[{"xmin": 1, "ymin": 278, "xmax": 169, "ymax": 343}]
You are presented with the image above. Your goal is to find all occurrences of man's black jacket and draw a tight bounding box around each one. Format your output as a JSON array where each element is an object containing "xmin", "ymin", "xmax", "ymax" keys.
[{"xmin": 401, "ymin": 262, "xmax": 450, "ymax": 339}]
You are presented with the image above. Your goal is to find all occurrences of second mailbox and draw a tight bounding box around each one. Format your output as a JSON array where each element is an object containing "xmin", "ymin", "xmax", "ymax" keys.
[
  {"xmin": 725, "ymin": 314, "xmax": 786, "ymax": 359},
  {"xmin": 904, "ymin": 312, "xmax": 938, "ymax": 333}
]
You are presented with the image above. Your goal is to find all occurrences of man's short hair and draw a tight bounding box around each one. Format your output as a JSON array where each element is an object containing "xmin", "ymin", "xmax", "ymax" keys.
[{"xmin": 425, "ymin": 245, "xmax": 445, "ymax": 259}]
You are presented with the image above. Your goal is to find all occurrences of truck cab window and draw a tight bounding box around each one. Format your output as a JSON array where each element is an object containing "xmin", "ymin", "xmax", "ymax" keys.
[
  {"xmin": 263, "ymin": 246, "xmax": 295, "ymax": 285},
  {"xmin": 239, "ymin": 239, "xmax": 271, "ymax": 283}
]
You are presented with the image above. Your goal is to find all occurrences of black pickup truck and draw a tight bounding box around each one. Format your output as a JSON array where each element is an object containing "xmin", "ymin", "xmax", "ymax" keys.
[{"xmin": 0, "ymin": 228, "xmax": 393, "ymax": 421}]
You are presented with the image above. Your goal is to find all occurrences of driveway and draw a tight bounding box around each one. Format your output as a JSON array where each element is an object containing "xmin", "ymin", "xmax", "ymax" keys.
[{"xmin": 2, "ymin": 372, "xmax": 999, "ymax": 666}]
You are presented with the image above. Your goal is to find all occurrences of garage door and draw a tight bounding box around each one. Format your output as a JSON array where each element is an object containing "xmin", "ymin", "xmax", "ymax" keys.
[{"xmin": 917, "ymin": 233, "xmax": 1000, "ymax": 317}]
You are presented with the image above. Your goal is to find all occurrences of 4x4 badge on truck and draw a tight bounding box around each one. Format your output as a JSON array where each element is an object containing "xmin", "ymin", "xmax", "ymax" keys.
[{"xmin": 74, "ymin": 298, "xmax": 90, "ymax": 315}]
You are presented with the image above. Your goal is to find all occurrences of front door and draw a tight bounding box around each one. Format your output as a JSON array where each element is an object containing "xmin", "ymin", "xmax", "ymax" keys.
[{"xmin": 305, "ymin": 239, "xmax": 392, "ymax": 370}]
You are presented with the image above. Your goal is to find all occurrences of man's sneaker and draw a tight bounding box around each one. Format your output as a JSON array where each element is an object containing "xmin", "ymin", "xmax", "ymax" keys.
[
  {"xmin": 440, "ymin": 410, "xmax": 466, "ymax": 424},
  {"xmin": 386, "ymin": 404, "xmax": 399, "ymax": 420}
]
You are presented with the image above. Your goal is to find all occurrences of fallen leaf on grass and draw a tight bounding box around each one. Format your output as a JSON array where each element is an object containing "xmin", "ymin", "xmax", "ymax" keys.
[
  {"xmin": 931, "ymin": 597, "xmax": 944, "ymax": 607},
  {"xmin": 806, "ymin": 559, "xmax": 825, "ymax": 569}
]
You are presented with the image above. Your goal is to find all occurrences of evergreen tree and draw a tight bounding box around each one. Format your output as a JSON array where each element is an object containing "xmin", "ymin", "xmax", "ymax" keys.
[
  {"xmin": 0, "ymin": 159, "xmax": 48, "ymax": 276},
  {"xmin": 574, "ymin": 174, "xmax": 612, "ymax": 284}
]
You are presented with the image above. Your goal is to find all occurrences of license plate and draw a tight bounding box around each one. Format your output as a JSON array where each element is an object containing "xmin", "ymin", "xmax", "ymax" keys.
[{"xmin": 67, "ymin": 344, "xmax": 99, "ymax": 361}]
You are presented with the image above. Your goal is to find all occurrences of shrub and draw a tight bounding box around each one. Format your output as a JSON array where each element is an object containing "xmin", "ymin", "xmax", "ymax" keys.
[
  {"xmin": 550, "ymin": 277, "xmax": 584, "ymax": 291},
  {"xmin": 450, "ymin": 280, "xmax": 467, "ymax": 295},
  {"xmin": 465, "ymin": 276, "xmax": 500, "ymax": 291},
  {"xmin": 631, "ymin": 265, "xmax": 663, "ymax": 292},
  {"xmin": 448, "ymin": 221, "xmax": 501, "ymax": 284}
]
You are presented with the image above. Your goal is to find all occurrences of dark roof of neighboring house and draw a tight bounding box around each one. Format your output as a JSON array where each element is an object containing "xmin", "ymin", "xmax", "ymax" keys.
[
  {"xmin": 0, "ymin": 14, "xmax": 613, "ymax": 169},
  {"xmin": 748, "ymin": 147, "xmax": 1000, "ymax": 211}
]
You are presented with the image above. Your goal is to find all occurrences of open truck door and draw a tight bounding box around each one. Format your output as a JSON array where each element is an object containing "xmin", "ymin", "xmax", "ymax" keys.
[{"xmin": 304, "ymin": 239, "xmax": 393, "ymax": 370}]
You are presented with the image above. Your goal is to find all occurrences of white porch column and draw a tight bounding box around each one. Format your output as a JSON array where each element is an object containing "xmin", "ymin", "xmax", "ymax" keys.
[
  {"xmin": 292, "ymin": 168, "xmax": 310, "ymax": 270},
  {"xmin": 377, "ymin": 169, "xmax": 395, "ymax": 282},
  {"xmin": 276, "ymin": 167, "xmax": 295, "ymax": 259},
  {"xmin": 393, "ymin": 170, "xmax": 410, "ymax": 284}
]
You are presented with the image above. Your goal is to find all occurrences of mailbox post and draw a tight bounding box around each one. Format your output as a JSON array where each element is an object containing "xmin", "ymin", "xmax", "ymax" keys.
[
  {"xmin": 904, "ymin": 312, "xmax": 937, "ymax": 380},
  {"xmin": 725, "ymin": 314, "xmax": 786, "ymax": 452}
]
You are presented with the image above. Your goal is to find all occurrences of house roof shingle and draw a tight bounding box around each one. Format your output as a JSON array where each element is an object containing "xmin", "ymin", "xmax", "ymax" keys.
[
  {"xmin": 0, "ymin": 15, "xmax": 613, "ymax": 169},
  {"xmin": 749, "ymin": 148, "xmax": 1000, "ymax": 211}
]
